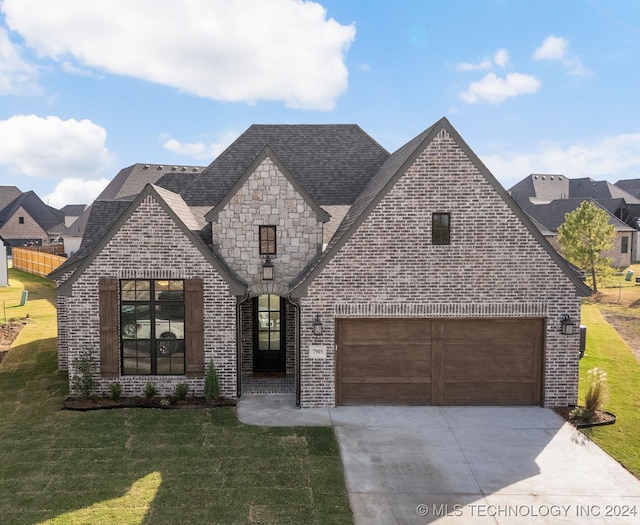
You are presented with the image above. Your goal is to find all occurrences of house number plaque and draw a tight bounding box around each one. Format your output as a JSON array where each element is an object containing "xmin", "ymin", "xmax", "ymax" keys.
[{"xmin": 308, "ymin": 345, "xmax": 327, "ymax": 359}]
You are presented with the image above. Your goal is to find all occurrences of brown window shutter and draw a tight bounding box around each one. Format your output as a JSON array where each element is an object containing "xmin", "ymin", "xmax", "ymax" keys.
[
  {"xmin": 99, "ymin": 278, "xmax": 119, "ymax": 378},
  {"xmin": 185, "ymin": 278, "xmax": 204, "ymax": 377}
]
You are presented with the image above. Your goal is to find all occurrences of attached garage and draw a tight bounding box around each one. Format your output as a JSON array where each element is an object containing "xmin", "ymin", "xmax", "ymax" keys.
[{"xmin": 335, "ymin": 318, "xmax": 544, "ymax": 406}]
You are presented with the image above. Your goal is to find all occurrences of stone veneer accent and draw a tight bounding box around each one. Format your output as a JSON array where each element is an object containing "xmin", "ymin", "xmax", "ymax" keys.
[
  {"xmin": 299, "ymin": 129, "xmax": 582, "ymax": 408},
  {"xmin": 211, "ymin": 157, "xmax": 323, "ymax": 296},
  {"xmin": 59, "ymin": 195, "xmax": 237, "ymax": 398}
]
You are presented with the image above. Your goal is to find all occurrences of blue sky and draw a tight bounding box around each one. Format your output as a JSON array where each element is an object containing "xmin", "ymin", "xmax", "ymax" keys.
[{"xmin": 1, "ymin": 0, "xmax": 639, "ymax": 208}]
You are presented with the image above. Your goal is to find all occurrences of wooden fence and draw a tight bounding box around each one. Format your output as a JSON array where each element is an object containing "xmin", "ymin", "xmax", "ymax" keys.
[{"xmin": 12, "ymin": 247, "xmax": 66, "ymax": 278}]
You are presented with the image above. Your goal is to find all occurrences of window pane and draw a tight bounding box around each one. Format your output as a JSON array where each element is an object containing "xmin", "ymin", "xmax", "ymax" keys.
[
  {"xmin": 121, "ymin": 280, "xmax": 137, "ymax": 301},
  {"xmin": 270, "ymin": 312, "xmax": 280, "ymax": 330},
  {"xmin": 258, "ymin": 295, "xmax": 270, "ymax": 311},
  {"xmin": 269, "ymin": 295, "xmax": 280, "ymax": 310},
  {"xmin": 270, "ymin": 333, "xmax": 280, "ymax": 350},
  {"xmin": 432, "ymin": 213, "xmax": 451, "ymax": 245},
  {"xmin": 258, "ymin": 332, "xmax": 270, "ymax": 350}
]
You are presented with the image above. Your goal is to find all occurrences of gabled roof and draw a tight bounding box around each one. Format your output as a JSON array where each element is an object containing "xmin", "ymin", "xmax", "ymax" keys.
[
  {"xmin": 205, "ymin": 145, "xmax": 330, "ymax": 223},
  {"xmin": 290, "ymin": 117, "xmax": 592, "ymax": 297},
  {"xmin": 0, "ymin": 186, "xmax": 22, "ymax": 211},
  {"xmin": 521, "ymin": 198, "xmax": 635, "ymax": 232},
  {"xmin": 52, "ymin": 185, "xmax": 246, "ymax": 295},
  {"xmin": 96, "ymin": 163, "xmax": 205, "ymax": 201},
  {"xmin": 181, "ymin": 124, "xmax": 390, "ymax": 207},
  {"xmin": 0, "ymin": 191, "xmax": 65, "ymax": 232}
]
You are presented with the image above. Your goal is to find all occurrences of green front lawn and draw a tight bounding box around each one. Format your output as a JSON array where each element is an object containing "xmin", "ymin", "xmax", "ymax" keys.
[
  {"xmin": 580, "ymin": 304, "xmax": 640, "ymax": 478},
  {"xmin": 0, "ymin": 270, "xmax": 352, "ymax": 525}
]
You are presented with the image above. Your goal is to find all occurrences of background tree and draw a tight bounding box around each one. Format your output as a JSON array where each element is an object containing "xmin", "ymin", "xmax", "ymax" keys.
[{"xmin": 558, "ymin": 200, "xmax": 616, "ymax": 293}]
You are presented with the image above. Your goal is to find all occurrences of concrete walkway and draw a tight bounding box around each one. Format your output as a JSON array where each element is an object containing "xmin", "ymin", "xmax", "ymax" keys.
[{"xmin": 237, "ymin": 396, "xmax": 640, "ymax": 524}]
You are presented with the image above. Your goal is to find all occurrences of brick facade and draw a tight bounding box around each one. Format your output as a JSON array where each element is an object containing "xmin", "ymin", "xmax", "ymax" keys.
[
  {"xmin": 55, "ymin": 121, "xmax": 584, "ymax": 410},
  {"xmin": 59, "ymin": 195, "xmax": 237, "ymax": 398},
  {"xmin": 298, "ymin": 129, "xmax": 581, "ymax": 408},
  {"xmin": 0, "ymin": 207, "xmax": 49, "ymax": 246}
]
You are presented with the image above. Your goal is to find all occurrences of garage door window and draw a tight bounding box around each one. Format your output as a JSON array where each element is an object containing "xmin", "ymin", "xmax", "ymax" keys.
[
  {"xmin": 432, "ymin": 213, "xmax": 451, "ymax": 245},
  {"xmin": 120, "ymin": 279, "xmax": 185, "ymax": 375}
]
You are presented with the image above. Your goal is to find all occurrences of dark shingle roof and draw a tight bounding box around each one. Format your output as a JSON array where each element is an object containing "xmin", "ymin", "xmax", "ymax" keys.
[
  {"xmin": 615, "ymin": 179, "xmax": 640, "ymax": 199},
  {"xmin": 180, "ymin": 125, "xmax": 390, "ymax": 207},
  {"xmin": 97, "ymin": 163, "xmax": 205, "ymax": 201},
  {"xmin": 0, "ymin": 191, "xmax": 65, "ymax": 232},
  {"xmin": 60, "ymin": 204, "xmax": 88, "ymax": 216},
  {"xmin": 0, "ymin": 186, "xmax": 23, "ymax": 211},
  {"xmin": 521, "ymin": 198, "xmax": 635, "ymax": 232}
]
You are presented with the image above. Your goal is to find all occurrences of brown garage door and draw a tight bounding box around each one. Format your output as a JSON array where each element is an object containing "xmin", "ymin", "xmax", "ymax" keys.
[{"xmin": 335, "ymin": 318, "xmax": 543, "ymax": 406}]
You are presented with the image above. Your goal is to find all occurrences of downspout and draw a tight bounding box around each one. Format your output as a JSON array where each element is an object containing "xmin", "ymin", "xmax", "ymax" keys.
[{"xmin": 291, "ymin": 299, "xmax": 301, "ymax": 408}]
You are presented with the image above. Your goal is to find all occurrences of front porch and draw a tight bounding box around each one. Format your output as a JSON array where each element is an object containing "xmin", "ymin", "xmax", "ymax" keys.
[{"xmin": 241, "ymin": 373, "xmax": 295, "ymax": 394}]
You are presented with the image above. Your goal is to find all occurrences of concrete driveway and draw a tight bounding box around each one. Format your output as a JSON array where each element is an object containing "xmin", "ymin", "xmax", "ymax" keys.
[{"xmin": 237, "ymin": 396, "xmax": 640, "ymax": 524}]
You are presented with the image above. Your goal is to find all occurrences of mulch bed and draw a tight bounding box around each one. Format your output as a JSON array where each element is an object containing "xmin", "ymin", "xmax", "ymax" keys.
[
  {"xmin": 554, "ymin": 406, "xmax": 616, "ymax": 428},
  {"xmin": 63, "ymin": 396, "xmax": 236, "ymax": 411},
  {"xmin": 0, "ymin": 321, "xmax": 26, "ymax": 364}
]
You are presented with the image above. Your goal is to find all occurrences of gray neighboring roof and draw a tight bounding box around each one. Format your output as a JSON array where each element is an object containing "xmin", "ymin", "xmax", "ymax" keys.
[
  {"xmin": 0, "ymin": 186, "xmax": 23, "ymax": 211},
  {"xmin": 0, "ymin": 191, "xmax": 65, "ymax": 233},
  {"xmin": 521, "ymin": 198, "xmax": 635, "ymax": 232},
  {"xmin": 180, "ymin": 124, "xmax": 390, "ymax": 207},
  {"xmin": 290, "ymin": 117, "xmax": 592, "ymax": 297},
  {"xmin": 510, "ymin": 174, "xmax": 640, "ymax": 205},
  {"xmin": 615, "ymin": 178, "xmax": 640, "ymax": 199},
  {"xmin": 97, "ymin": 163, "xmax": 205, "ymax": 201},
  {"xmin": 60, "ymin": 204, "xmax": 88, "ymax": 216},
  {"xmin": 53, "ymin": 185, "xmax": 246, "ymax": 295},
  {"xmin": 569, "ymin": 177, "xmax": 640, "ymax": 203},
  {"xmin": 61, "ymin": 204, "xmax": 93, "ymax": 236}
]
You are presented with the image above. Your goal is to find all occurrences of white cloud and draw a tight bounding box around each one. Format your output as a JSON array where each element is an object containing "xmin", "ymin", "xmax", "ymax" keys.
[
  {"xmin": 1, "ymin": 0, "xmax": 355, "ymax": 110},
  {"xmin": 460, "ymin": 72, "xmax": 541, "ymax": 103},
  {"xmin": 493, "ymin": 49, "xmax": 509, "ymax": 68},
  {"xmin": 0, "ymin": 27, "xmax": 40, "ymax": 95},
  {"xmin": 533, "ymin": 35, "xmax": 592, "ymax": 77},
  {"xmin": 481, "ymin": 133, "xmax": 640, "ymax": 190},
  {"xmin": 0, "ymin": 114, "xmax": 114, "ymax": 178},
  {"xmin": 163, "ymin": 131, "xmax": 238, "ymax": 161},
  {"xmin": 456, "ymin": 58, "xmax": 493, "ymax": 72},
  {"xmin": 456, "ymin": 48, "xmax": 509, "ymax": 72},
  {"xmin": 44, "ymin": 177, "xmax": 110, "ymax": 208},
  {"xmin": 533, "ymin": 36, "xmax": 568, "ymax": 61}
]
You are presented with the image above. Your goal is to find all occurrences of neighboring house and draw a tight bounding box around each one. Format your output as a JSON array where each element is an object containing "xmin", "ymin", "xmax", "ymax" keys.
[
  {"xmin": 616, "ymin": 178, "xmax": 640, "ymax": 200},
  {"xmin": 59, "ymin": 205, "xmax": 92, "ymax": 257},
  {"xmin": 60, "ymin": 204, "xmax": 88, "ymax": 228},
  {"xmin": 0, "ymin": 191, "xmax": 66, "ymax": 252},
  {"xmin": 50, "ymin": 118, "xmax": 590, "ymax": 409},
  {"xmin": 510, "ymin": 174, "xmax": 640, "ymax": 262},
  {"xmin": 0, "ymin": 186, "xmax": 23, "ymax": 211},
  {"xmin": 520, "ymin": 199, "xmax": 636, "ymax": 268}
]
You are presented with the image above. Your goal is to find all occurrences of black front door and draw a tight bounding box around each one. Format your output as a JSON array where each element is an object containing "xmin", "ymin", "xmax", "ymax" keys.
[{"xmin": 253, "ymin": 295, "xmax": 285, "ymax": 373}]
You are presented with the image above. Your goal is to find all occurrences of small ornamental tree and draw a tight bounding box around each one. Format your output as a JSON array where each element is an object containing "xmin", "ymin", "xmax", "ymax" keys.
[{"xmin": 558, "ymin": 200, "xmax": 616, "ymax": 293}]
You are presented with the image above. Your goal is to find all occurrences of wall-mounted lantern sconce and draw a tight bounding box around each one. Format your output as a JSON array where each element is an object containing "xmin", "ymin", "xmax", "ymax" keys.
[
  {"xmin": 312, "ymin": 315, "xmax": 323, "ymax": 335},
  {"xmin": 262, "ymin": 257, "xmax": 274, "ymax": 281},
  {"xmin": 560, "ymin": 314, "xmax": 576, "ymax": 335}
]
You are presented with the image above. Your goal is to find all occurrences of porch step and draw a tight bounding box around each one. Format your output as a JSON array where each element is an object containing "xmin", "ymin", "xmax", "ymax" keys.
[{"xmin": 242, "ymin": 374, "xmax": 295, "ymax": 394}]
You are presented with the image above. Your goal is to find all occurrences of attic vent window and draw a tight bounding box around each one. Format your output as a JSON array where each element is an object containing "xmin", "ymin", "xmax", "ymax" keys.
[{"xmin": 18, "ymin": 216, "xmax": 25, "ymax": 224}]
